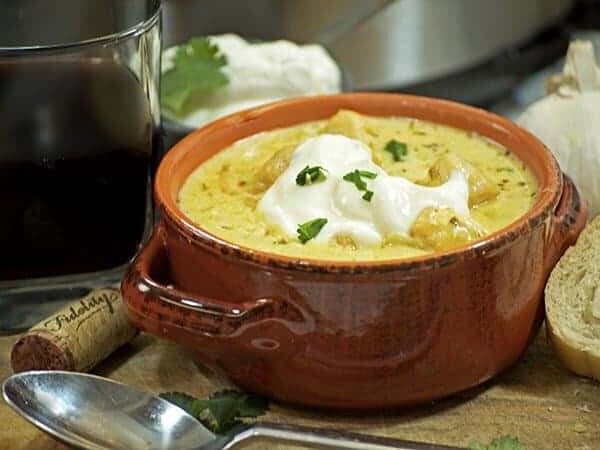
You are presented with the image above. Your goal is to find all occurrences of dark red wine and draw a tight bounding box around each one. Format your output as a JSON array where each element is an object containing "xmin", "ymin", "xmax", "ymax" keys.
[{"xmin": 0, "ymin": 58, "xmax": 158, "ymax": 280}]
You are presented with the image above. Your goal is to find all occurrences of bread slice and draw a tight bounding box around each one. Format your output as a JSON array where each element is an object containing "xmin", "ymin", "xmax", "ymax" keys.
[{"xmin": 545, "ymin": 215, "xmax": 600, "ymax": 379}]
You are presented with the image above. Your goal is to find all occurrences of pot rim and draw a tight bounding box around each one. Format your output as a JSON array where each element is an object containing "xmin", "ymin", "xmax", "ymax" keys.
[{"xmin": 155, "ymin": 92, "xmax": 562, "ymax": 274}]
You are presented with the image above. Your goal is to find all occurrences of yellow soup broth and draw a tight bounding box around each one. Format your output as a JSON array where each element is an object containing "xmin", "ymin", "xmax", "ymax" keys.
[{"xmin": 178, "ymin": 110, "xmax": 537, "ymax": 261}]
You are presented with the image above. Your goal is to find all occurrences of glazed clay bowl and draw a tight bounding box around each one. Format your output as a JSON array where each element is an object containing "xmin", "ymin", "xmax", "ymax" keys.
[{"xmin": 122, "ymin": 93, "xmax": 587, "ymax": 410}]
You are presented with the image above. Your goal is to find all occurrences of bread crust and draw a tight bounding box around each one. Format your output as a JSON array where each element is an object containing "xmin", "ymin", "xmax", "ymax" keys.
[{"xmin": 545, "ymin": 215, "xmax": 600, "ymax": 380}]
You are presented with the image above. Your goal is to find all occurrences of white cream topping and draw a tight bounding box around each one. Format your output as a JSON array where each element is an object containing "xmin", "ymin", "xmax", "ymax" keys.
[
  {"xmin": 257, "ymin": 134, "xmax": 470, "ymax": 245},
  {"xmin": 163, "ymin": 34, "xmax": 342, "ymax": 127}
]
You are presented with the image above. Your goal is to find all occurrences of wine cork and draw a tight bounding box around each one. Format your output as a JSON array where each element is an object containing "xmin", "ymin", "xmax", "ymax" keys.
[{"xmin": 10, "ymin": 287, "xmax": 138, "ymax": 373}]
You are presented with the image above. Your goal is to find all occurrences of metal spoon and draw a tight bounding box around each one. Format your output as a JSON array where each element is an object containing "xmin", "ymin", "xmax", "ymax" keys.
[{"xmin": 3, "ymin": 371, "xmax": 464, "ymax": 450}]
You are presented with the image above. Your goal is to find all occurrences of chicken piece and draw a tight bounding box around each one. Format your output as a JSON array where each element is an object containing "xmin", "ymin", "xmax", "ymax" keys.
[
  {"xmin": 324, "ymin": 110, "xmax": 381, "ymax": 164},
  {"xmin": 259, "ymin": 110, "xmax": 374, "ymax": 188},
  {"xmin": 259, "ymin": 110, "xmax": 381, "ymax": 189},
  {"xmin": 324, "ymin": 110, "xmax": 369, "ymax": 141},
  {"xmin": 422, "ymin": 154, "xmax": 499, "ymax": 205},
  {"xmin": 257, "ymin": 145, "xmax": 296, "ymax": 188},
  {"xmin": 409, "ymin": 207, "xmax": 486, "ymax": 251}
]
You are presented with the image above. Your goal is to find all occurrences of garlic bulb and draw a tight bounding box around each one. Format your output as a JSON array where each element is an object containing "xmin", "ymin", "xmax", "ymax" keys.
[{"xmin": 518, "ymin": 40, "xmax": 600, "ymax": 217}]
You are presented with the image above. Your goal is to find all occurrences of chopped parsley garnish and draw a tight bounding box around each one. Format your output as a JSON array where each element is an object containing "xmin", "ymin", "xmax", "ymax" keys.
[
  {"xmin": 297, "ymin": 218, "xmax": 328, "ymax": 244},
  {"xmin": 160, "ymin": 389, "xmax": 268, "ymax": 434},
  {"xmin": 362, "ymin": 190, "xmax": 374, "ymax": 202},
  {"xmin": 295, "ymin": 165, "xmax": 327, "ymax": 186},
  {"xmin": 358, "ymin": 170, "xmax": 377, "ymax": 179},
  {"xmin": 384, "ymin": 139, "xmax": 408, "ymax": 161},
  {"xmin": 342, "ymin": 169, "xmax": 377, "ymax": 189},
  {"xmin": 161, "ymin": 37, "xmax": 229, "ymax": 115},
  {"xmin": 342, "ymin": 169, "xmax": 377, "ymax": 202}
]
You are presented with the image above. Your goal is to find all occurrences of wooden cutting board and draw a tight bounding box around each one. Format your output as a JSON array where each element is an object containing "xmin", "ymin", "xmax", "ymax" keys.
[{"xmin": 1, "ymin": 327, "xmax": 599, "ymax": 450}]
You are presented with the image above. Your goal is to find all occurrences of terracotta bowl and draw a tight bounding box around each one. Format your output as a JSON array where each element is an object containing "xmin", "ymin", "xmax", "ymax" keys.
[{"xmin": 122, "ymin": 93, "xmax": 587, "ymax": 410}]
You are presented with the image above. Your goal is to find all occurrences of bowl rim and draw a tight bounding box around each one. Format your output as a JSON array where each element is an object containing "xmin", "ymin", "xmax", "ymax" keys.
[{"xmin": 155, "ymin": 92, "xmax": 562, "ymax": 273}]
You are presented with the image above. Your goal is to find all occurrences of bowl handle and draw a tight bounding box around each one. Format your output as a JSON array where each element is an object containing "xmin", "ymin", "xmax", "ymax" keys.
[
  {"xmin": 545, "ymin": 174, "xmax": 588, "ymax": 272},
  {"xmin": 121, "ymin": 223, "xmax": 305, "ymax": 338}
]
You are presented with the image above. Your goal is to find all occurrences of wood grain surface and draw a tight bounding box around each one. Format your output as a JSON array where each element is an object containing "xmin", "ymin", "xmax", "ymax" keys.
[{"xmin": 1, "ymin": 327, "xmax": 599, "ymax": 450}]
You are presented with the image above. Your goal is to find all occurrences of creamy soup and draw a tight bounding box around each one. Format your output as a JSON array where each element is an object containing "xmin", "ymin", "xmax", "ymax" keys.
[{"xmin": 178, "ymin": 110, "xmax": 537, "ymax": 261}]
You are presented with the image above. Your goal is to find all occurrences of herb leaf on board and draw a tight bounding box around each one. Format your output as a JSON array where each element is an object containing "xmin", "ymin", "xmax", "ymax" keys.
[
  {"xmin": 160, "ymin": 389, "xmax": 269, "ymax": 434},
  {"xmin": 469, "ymin": 436, "xmax": 527, "ymax": 450}
]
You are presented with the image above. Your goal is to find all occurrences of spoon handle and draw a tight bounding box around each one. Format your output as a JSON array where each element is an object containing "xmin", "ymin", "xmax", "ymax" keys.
[{"xmin": 223, "ymin": 422, "xmax": 465, "ymax": 450}]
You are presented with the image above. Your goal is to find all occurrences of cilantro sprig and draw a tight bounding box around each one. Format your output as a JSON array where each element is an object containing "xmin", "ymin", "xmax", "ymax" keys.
[
  {"xmin": 160, "ymin": 389, "xmax": 268, "ymax": 434},
  {"xmin": 342, "ymin": 169, "xmax": 378, "ymax": 202},
  {"xmin": 296, "ymin": 165, "xmax": 327, "ymax": 186},
  {"xmin": 469, "ymin": 436, "xmax": 527, "ymax": 450},
  {"xmin": 384, "ymin": 139, "xmax": 408, "ymax": 162},
  {"xmin": 161, "ymin": 37, "xmax": 229, "ymax": 115},
  {"xmin": 297, "ymin": 218, "xmax": 328, "ymax": 244}
]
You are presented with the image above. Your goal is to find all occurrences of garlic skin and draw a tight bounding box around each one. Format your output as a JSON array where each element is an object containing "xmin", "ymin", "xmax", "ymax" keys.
[{"xmin": 518, "ymin": 40, "xmax": 600, "ymax": 216}]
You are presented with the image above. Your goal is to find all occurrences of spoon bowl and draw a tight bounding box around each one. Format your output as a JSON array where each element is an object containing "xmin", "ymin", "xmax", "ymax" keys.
[{"xmin": 3, "ymin": 370, "xmax": 215, "ymax": 450}]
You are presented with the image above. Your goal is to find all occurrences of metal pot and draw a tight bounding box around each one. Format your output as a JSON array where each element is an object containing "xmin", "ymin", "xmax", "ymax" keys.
[
  {"xmin": 161, "ymin": 0, "xmax": 394, "ymax": 47},
  {"xmin": 162, "ymin": 0, "xmax": 574, "ymax": 94},
  {"xmin": 327, "ymin": 0, "xmax": 574, "ymax": 90}
]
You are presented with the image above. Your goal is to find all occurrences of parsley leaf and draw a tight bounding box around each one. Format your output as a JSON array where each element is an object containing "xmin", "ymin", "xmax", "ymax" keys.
[
  {"xmin": 160, "ymin": 391, "xmax": 209, "ymax": 419},
  {"xmin": 358, "ymin": 170, "xmax": 377, "ymax": 179},
  {"xmin": 469, "ymin": 436, "xmax": 527, "ymax": 450},
  {"xmin": 343, "ymin": 170, "xmax": 367, "ymax": 190},
  {"xmin": 297, "ymin": 218, "xmax": 328, "ymax": 243},
  {"xmin": 160, "ymin": 389, "xmax": 269, "ymax": 434},
  {"xmin": 161, "ymin": 37, "xmax": 229, "ymax": 115},
  {"xmin": 342, "ymin": 169, "xmax": 378, "ymax": 201},
  {"xmin": 384, "ymin": 139, "xmax": 408, "ymax": 161},
  {"xmin": 296, "ymin": 165, "xmax": 327, "ymax": 186}
]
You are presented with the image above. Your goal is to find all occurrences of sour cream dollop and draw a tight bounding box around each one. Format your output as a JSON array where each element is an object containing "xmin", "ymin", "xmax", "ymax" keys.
[
  {"xmin": 257, "ymin": 134, "xmax": 470, "ymax": 245},
  {"xmin": 163, "ymin": 34, "xmax": 342, "ymax": 128}
]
